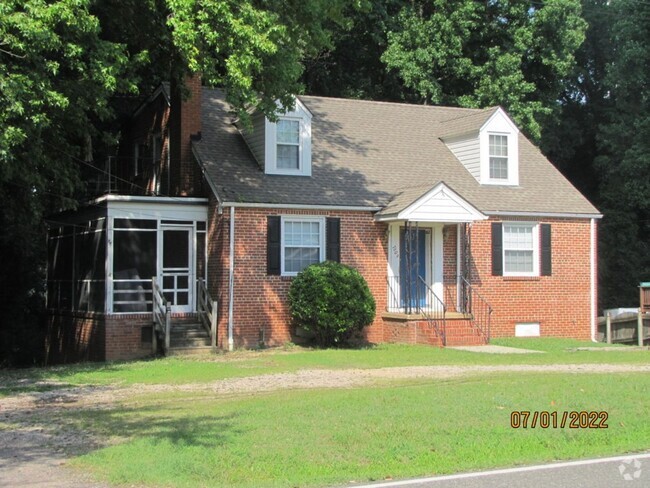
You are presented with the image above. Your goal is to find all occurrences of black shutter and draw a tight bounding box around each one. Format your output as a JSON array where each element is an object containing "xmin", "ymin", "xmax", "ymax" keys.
[
  {"xmin": 541, "ymin": 223, "xmax": 552, "ymax": 276},
  {"xmin": 267, "ymin": 216, "xmax": 281, "ymax": 275},
  {"xmin": 326, "ymin": 217, "xmax": 341, "ymax": 262},
  {"xmin": 492, "ymin": 222, "xmax": 503, "ymax": 276}
]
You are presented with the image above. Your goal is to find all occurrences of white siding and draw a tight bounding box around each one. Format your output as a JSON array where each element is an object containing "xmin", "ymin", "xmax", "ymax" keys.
[
  {"xmin": 241, "ymin": 113, "xmax": 266, "ymax": 167},
  {"xmin": 407, "ymin": 189, "xmax": 482, "ymax": 222},
  {"xmin": 445, "ymin": 134, "xmax": 480, "ymax": 181}
]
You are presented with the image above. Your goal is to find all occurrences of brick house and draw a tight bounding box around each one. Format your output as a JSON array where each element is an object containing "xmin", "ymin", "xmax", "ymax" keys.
[{"xmin": 46, "ymin": 78, "xmax": 601, "ymax": 362}]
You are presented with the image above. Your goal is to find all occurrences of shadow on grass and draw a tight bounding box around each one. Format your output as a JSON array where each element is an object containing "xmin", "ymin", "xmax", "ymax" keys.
[{"xmin": 61, "ymin": 403, "xmax": 243, "ymax": 450}]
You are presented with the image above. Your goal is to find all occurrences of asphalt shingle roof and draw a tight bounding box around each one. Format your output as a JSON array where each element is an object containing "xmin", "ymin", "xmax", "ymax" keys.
[{"xmin": 193, "ymin": 88, "xmax": 599, "ymax": 216}]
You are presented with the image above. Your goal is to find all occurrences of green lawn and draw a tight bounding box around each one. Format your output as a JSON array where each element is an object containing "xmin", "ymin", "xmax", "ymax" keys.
[
  {"xmin": 67, "ymin": 372, "xmax": 650, "ymax": 488},
  {"xmin": 0, "ymin": 339, "xmax": 646, "ymax": 395}
]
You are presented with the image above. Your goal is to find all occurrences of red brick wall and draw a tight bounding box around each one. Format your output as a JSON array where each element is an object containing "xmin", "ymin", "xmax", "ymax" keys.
[
  {"xmin": 208, "ymin": 207, "xmax": 595, "ymax": 347},
  {"xmin": 169, "ymin": 76, "xmax": 203, "ymax": 196},
  {"xmin": 209, "ymin": 206, "xmax": 387, "ymax": 348},
  {"xmin": 467, "ymin": 217, "xmax": 594, "ymax": 339},
  {"xmin": 104, "ymin": 314, "xmax": 155, "ymax": 361},
  {"xmin": 442, "ymin": 224, "xmax": 459, "ymax": 312}
]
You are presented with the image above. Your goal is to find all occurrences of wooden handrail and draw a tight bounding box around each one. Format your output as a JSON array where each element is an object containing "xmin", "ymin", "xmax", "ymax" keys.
[
  {"xmin": 152, "ymin": 277, "xmax": 171, "ymax": 353},
  {"xmin": 197, "ymin": 278, "xmax": 217, "ymax": 349}
]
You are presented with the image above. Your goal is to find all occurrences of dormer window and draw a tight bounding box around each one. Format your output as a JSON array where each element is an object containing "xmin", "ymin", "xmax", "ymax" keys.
[
  {"xmin": 440, "ymin": 107, "xmax": 519, "ymax": 186},
  {"xmin": 277, "ymin": 119, "xmax": 300, "ymax": 169},
  {"xmin": 489, "ymin": 134, "xmax": 508, "ymax": 180}
]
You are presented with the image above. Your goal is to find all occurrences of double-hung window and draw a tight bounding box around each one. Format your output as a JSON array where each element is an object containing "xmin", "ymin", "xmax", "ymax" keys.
[
  {"xmin": 489, "ymin": 134, "xmax": 508, "ymax": 180},
  {"xmin": 277, "ymin": 119, "xmax": 301, "ymax": 170},
  {"xmin": 281, "ymin": 217, "xmax": 324, "ymax": 275},
  {"xmin": 503, "ymin": 223, "xmax": 538, "ymax": 276}
]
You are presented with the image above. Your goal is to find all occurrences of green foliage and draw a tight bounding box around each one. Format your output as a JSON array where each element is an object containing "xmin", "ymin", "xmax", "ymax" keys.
[
  {"xmin": 380, "ymin": 0, "xmax": 587, "ymax": 139},
  {"xmin": 166, "ymin": 0, "xmax": 356, "ymax": 124},
  {"xmin": 0, "ymin": 0, "xmax": 135, "ymax": 365},
  {"xmin": 288, "ymin": 261, "xmax": 375, "ymax": 347}
]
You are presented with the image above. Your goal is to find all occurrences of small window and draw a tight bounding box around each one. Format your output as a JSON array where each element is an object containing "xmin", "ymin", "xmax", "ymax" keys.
[
  {"xmin": 503, "ymin": 223, "xmax": 538, "ymax": 276},
  {"xmin": 281, "ymin": 217, "xmax": 324, "ymax": 275},
  {"xmin": 489, "ymin": 134, "xmax": 508, "ymax": 179},
  {"xmin": 277, "ymin": 119, "xmax": 300, "ymax": 169}
]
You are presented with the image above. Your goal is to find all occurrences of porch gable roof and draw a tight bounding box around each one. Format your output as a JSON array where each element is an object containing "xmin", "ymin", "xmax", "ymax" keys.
[{"xmin": 375, "ymin": 182, "xmax": 487, "ymax": 223}]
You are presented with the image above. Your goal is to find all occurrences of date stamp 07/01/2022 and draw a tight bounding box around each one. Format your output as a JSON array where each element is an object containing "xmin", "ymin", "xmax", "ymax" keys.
[{"xmin": 510, "ymin": 411, "xmax": 609, "ymax": 429}]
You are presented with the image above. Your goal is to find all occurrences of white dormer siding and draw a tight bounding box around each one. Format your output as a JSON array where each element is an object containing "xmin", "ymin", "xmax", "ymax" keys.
[
  {"xmin": 441, "ymin": 107, "xmax": 519, "ymax": 186},
  {"xmin": 445, "ymin": 134, "xmax": 481, "ymax": 180}
]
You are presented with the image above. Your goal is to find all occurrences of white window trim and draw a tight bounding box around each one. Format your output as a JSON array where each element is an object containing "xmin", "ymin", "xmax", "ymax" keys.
[
  {"xmin": 264, "ymin": 98, "xmax": 312, "ymax": 176},
  {"xmin": 503, "ymin": 221, "xmax": 539, "ymax": 277},
  {"xmin": 488, "ymin": 133, "xmax": 509, "ymax": 180},
  {"xmin": 280, "ymin": 216, "xmax": 325, "ymax": 276},
  {"xmin": 478, "ymin": 108, "xmax": 519, "ymax": 186},
  {"xmin": 274, "ymin": 116, "xmax": 303, "ymax": 173}
]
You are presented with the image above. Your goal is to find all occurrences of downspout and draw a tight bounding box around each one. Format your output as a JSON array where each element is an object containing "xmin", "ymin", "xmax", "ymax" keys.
[
  {"xmin": 228, "ymin": 205, "xmax": 235, "ymax": 351},
  {"xmin": 590, "ymin": 218, "xmax": 597, "ymax": 342},
  {"xmin": 456, "ymin": 224, "xmax": 461, "ymax": 309}
]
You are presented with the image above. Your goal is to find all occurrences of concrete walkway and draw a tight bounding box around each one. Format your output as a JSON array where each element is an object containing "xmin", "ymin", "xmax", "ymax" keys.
[{"xmin": 447, "ymin": 345, "xmax": 545, "ymax": 354}]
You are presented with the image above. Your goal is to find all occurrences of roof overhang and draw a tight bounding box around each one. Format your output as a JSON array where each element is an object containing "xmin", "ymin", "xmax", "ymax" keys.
[{"xmin": 376, "ymin": 182, "xmax": 487, "ymax": 223}]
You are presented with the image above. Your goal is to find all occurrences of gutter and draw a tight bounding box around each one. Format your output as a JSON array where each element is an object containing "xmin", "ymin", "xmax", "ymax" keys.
[{"xmin": 486, "ymin": 210, "xmax": 603, "ymax": 220}]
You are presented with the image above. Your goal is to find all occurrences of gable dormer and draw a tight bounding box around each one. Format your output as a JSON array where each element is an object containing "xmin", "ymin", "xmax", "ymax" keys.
[
  {"xmin": 441, "ymin": 107, "xmax": 520, "ymax": 186},
  {"xmin": 241, "ymin": 98, "xmax": 312, "ymax": 176}
]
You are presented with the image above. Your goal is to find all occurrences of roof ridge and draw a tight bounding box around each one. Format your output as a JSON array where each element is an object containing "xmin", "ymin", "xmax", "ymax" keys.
[
  {"xmin": 436, "ymin": 105, "xmax": 499, "ymax": 124},
  {"xmin": 298, "ymin": 94, "xmax": 482, "ymax": 113}
]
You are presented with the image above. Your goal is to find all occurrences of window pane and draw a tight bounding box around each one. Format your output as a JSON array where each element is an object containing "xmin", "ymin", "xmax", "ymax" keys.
[
  {"xmin": 277, "ymin": 145, "xmax": 299, "ymax": 169},
  {"xmin": 504, "ymin": 225, "xmax": 533, "ymax": 249},
  {"xmin": 285, "ymin": 247, "xmax": 320, "ymax": 273},
  {"xmin": 489, "ymin": 157, "xmax": 508, "ymax": 179},
  {"xmin": 505, "ymin": 250, "xmax": 533, "ymax": 273},
  {"xmin": 489, "ymin": 135, "xmax": 508, "ymax": 156},
  {"xmin": 277, "ymin": 120, "xmax": 299, "ymax": 144},
  {"xmin": 284, "ymin": 221, "xmax": 320, "ymax": 246}
]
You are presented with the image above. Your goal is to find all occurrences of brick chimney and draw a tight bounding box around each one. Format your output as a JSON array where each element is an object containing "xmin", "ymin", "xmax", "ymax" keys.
[{"xmin": 169, "ymin": 74, "xmax": 202, "ymax": 196}]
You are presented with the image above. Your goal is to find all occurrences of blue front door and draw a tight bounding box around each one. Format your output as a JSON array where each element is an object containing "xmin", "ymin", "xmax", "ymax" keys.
[{"xmin": 399, "ymin": 228, "xmax": 427, "ymax": 310}]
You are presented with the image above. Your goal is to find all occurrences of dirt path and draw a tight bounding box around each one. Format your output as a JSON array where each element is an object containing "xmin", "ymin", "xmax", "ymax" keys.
[{"xmin": 2, "ymin": 363, "xmax": 650, "ymax": 487}]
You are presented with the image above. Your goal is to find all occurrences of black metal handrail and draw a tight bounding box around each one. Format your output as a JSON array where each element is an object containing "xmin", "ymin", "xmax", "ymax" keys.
[
  {"xmin": 416, "ymin": 276, "xmax": 447, "ymax": 346},
  {"xmin": 458, "ymin": 275, "xmax": 493, "ymax": 343},
  {"xmin": 386, "ymin": 275, "xmax": 446, "ymax": 345}
]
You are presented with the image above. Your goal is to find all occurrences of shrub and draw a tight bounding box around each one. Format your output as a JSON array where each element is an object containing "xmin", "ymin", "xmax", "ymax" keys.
[{"xmin": 288, "ymin": 261, "xmax": 376, "ymax": 347}]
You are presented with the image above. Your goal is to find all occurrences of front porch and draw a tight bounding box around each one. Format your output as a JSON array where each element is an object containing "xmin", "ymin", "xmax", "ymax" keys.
[{"xmin": 377, "ymin": 183, "xmax": 494, "ymax": 346}]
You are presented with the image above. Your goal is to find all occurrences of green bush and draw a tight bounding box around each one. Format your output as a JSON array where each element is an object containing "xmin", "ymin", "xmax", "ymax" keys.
[{"xmin": 288, "ymin": 261, "xmax": 376, "ymax": 347}]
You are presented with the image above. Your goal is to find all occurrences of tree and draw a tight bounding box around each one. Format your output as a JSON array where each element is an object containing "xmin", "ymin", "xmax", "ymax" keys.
[
  {"xmin": 381, "ymin": 0, "xmax": 587, "ymax": 139},
  {"xmin": 0, "ymin": 0, "xmax": 134, "ymax": 365},
  {"xmin": 595, "ymin": 0, "xmax": 650, "ymax": 307},
  {"xmin": 0, "ymin": 0, "xmax": 358, "ymax": 364}
]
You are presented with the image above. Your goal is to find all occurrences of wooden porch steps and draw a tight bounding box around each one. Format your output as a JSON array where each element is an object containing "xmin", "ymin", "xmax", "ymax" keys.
[{"xmin": 166, "ymin": 319, "xmax": 213, "ymax": 354}]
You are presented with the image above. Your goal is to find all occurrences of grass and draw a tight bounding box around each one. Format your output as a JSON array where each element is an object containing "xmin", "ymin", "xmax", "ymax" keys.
[
  {"xmin": 67, "ymin": 372, "xmax": 650, "ymax": 488},
  {"xmin": 0, "ymin": 339, "xmax": 647, "ymax": 395}
]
